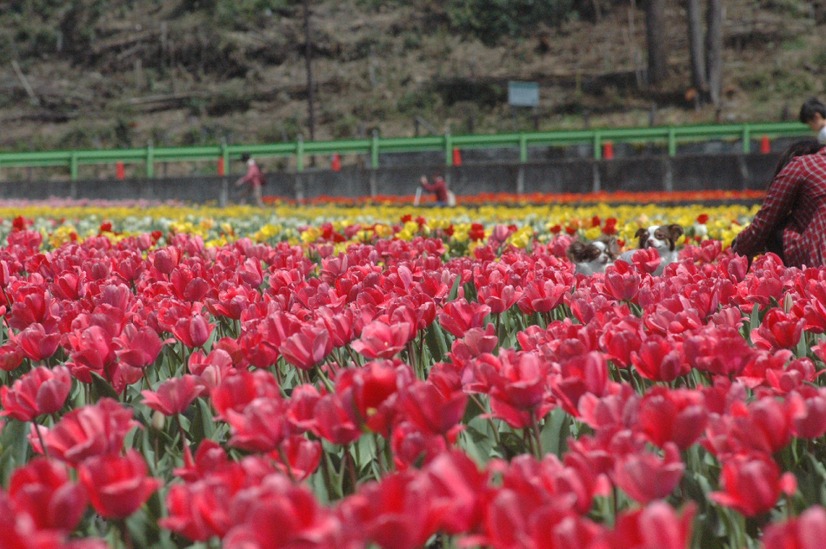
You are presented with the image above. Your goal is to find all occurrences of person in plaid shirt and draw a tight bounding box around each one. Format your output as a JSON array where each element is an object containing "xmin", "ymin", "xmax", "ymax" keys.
[{"xmin": 732, "ymin": 139, "xmax": 826, "ymax": 267}]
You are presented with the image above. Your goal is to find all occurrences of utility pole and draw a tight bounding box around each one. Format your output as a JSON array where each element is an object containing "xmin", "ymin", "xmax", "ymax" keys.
[{"xmin": 303, "ymin": 0, "xmax": 316, "ymax": 143}]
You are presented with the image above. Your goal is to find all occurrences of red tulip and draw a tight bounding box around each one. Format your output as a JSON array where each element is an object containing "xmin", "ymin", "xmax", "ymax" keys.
[
  {"xmin": 171, "ymin": 312, "xmax": 214, "ymax": 348},
  {"xmin": 271, "ymin": 435, "xmax": 322, "ymax": 481},
  {"xmin": 613, "ymin": 442, "xmax": 685, "ymax": 504},
  {"xmin": 32, "ymin": 398, "xmax": 138, "ymax": 466},
  {"xmin": 210, "ymin": 369, "xmax": 281, "ymax": 420},
  {"xmin": 338, "ymin": 472, "xmax": 438, "ymax": 549},
  {"xmin": 9, "ymin": 457, "xmax": 87, "ymax": 532},
  {"xmin": 752, "ymin": 308, "xmax": 805, "ymax": 350},
  {"xmin": 1, "ymin": 365, "xmax": 72, "ymax": 421},
  {"xmin": 0, "ymin": 489, "xmax": 66, "ymax": 549},
  {"xmin": 226, "ymin": 397, "xmax": 290, "ymax": 452},
  {"xmin": 602, "ymin": 502, "xmax": 695, "ymax": 549},
  {"xmin": 312, "ymin": 393, "xmax": 361, "ymax": 445},
  {"xmin": 630, "ymin": 335, "xmax": 687, "ymax": 382},
  {"xmin": 426, "ymin": 450, "xmax": 486, "ymax": 534},
  {"xmin": 279, "ymin": 323, "xmax": 332, "ymax": 370},
  {"xmin": 114, "ymin": 324, "xmax": 168, "ymax": 368},
  {"xmin": 351, "ymin": 319, "xmax": 414, "ymax": 359},
  {"xmin": 789, "ymin": 387, "xmax": 826, "ymax": 439},
  {"xmin": 141, "ymin": 375, "xmax": 206, "ymax": 416},
  {"xmin": 763, "ymin": 505, "xmax": 826, "ymax": 549},
  {"xmin": 401, "ymin": 379, "xmax": 467, "ymax": 439},
  {"xmin": 603, "ymin": 264, "xmax": 641, "ymax": 302},
  {"xmin": 79, "ymin": 449, "xmax": 160, "ymax": 519},
  {"xmin": 14, "ymin": 323, "xmax": 61, "ymax": 362},
  {"xmin": 438, "ymin": 298, "xmax": 491, "ymax": 338},
  {"xmin": 223, "ymin": 474, "xmax": 341, "ymax": 548},
  {"xmin": 391, "ymin": 421, "xmax": 448, "ymax": 471},
  {"xmin": 710, "ymin": 453, "xmax": 796, "ymax": 517},
  {"xmin": 516, "ymin": 279, "xmax": 568, "ymax": 314},
  {"xmin": 0, "ymin": 342, "xmax": 25, "ymax": 372},
  {"xmin": 638, "ymin": 387, "xmax": 707, "ymax": 450}
]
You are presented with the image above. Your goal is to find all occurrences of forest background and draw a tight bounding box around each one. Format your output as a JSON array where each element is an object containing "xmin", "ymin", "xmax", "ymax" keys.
[{"xmin": 1, "ymin": 0, "xmax": 824, "ymax": 153}]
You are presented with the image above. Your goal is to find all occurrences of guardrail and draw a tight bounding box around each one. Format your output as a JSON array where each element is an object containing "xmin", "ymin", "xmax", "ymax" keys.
[{"xmin": 0, "ymin": 121, "xmax": 811, "ymax": 181}]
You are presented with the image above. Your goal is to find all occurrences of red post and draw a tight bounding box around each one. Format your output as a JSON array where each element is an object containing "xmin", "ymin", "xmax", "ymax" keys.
[
  {"xmin": 115, "ymin": 161, "xmax": 125, "ymax": 180},
  {"xmin": 452, "ymin": 147, "xmax": 462, "ymax": 167},
  {"xmin": 760, "ymin": 135, "xmax": 771, "ymax": 154},
  {"xmin": 217, "ymin": 157, "xmax": 225, "ymax": 176},
  {"xmin": 331, "ymin": 153, "xmax": 341, "ymax": 172},
  {"xmin": 603, "ymin": 141, "xmax": 614, "ymax": 160}
]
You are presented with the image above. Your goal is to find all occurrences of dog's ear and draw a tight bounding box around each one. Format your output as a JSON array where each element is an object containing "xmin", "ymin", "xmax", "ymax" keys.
[
  {"xmin": 667, "ymin": 224, "xmax": 684, "ymax": 250},
  {"xmin": 667, "ymin": 224, "xmax": 684, "ymax": 239},
  {"xmin": 635, "ymin": 228, "xmax": 648, "ymax": 248},
  {"xmin": 601, "ymin": 236, "xmax": 620, "ymax": 258},
  {"xmin": 567, "ymin": 241, "xmax": 587, "ymax": 262}
]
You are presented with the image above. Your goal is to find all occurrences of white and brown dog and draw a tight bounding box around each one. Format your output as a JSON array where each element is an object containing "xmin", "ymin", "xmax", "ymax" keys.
[
  {"xmin": 567, "ymin": 236, "xmax": 620, "ymax": 275},
  {"xmin": 619, "ymin": 224, "xmax": 684, "ymax": 276}
]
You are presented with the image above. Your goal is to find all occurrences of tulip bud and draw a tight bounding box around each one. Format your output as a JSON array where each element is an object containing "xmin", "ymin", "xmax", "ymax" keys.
[{"xmin": 151, "ymin": 410, "xmax": 165, "ymax": 431}]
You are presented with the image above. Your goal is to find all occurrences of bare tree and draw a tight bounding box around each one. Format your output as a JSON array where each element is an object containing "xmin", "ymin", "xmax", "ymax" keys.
[
  {"xmin": 303, "ymin": 0, "xmax": 316, "ymax": 142},
  {"xmin": 644, "ymin": 0, "xmax": 668, "ymax": 85},
  {"xmin": 686, "ymin": 0, "xmax": 707, "ymax": 97},
  {"xmin": 705, "ymin": 0, "xmax": 723, "ymax": 106}
]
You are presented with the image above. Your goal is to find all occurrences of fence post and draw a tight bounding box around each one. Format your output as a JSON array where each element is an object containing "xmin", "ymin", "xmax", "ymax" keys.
[
  {"xmin": 742, "ymin": 125, "xmax": 751, "ymax": 154},
  {"xmin": 146, "ymin": 142, "xmax": 154, "ymax": 178},
  {"xmin": 296, "ymin": 135, "xmax": 304, "ymax": 172},
  {"xmin": 517, "ymin": 133, "xmax": 527, "ymax": 195},
  {"xmin": 445, "ymin": 130, "xmax": 453, "ymax": 167},
  {"xmin": 370, "ymin": 130, "xmax": 379, "ymax": 197},
  {"xmin": 593, "ymin": 131, "xmax": 602, "ymax": 160},
  {"xmin": 667, "ymin": 127, "xmax": 677, "ymax": 156},
  {"xmin": 70, "ymin": 152, "xmax": 78, "ymax": 181},
  {"xmin": 219, "ymin": 140, "xmax": 229, "ymax": 207}
]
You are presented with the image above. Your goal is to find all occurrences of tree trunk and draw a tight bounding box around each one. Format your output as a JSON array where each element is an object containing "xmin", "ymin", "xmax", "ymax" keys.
[
  {"xmin": 705, "ymin": 0, "xmax": 723, "ymax": 105},
  {"xmin": 644, "ymin": 0, "xmax": 668, "ymax": 85},
  {"xmin": 686, "ymin": 0, "xmax": 707, "ymax": 98},
  {"xmin": 303, "ymin": 0, "xmax": 316, "ymax": 142}
]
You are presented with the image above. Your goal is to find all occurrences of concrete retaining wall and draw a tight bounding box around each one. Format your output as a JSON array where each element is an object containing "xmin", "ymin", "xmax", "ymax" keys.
[{"xmin": 3, "ymin": 151, "xmax": 782, "ymax": 204}]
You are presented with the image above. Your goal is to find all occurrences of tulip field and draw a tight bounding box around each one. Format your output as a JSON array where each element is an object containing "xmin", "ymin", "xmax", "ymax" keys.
[{"xmin": 3, "ymin": 194, "xmax": 826, "ymax": 548}]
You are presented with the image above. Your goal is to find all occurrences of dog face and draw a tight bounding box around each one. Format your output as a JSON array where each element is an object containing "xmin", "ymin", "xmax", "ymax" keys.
[
  {"xmin": 567, "ymin": 236, "xmax": 620, "ymax": 274},
  {"xmin": 635, "ymin": 224, "xmax": 684, "ymax": 253}
]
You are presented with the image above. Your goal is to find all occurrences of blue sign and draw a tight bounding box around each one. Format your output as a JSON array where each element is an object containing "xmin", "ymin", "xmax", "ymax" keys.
[{"xmin": 508, "ymin": 81, "xmax": 539, "ymax": 107}]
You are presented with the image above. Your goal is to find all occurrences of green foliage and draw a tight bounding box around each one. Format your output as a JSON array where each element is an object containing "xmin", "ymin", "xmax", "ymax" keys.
[
  {"xmin": 212, "ymin": 0, "xmax": 298, "ymax": 29},
  {"xmin": 446, "ymin": 0, "xmax": 576, "ymax": 46}
]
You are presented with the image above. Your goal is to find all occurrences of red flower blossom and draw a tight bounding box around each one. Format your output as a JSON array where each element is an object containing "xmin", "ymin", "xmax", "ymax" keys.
[
  {"xmin": 710, "ymin": 453, "xmax": 796, "ymax": 517},
  {"xmin": 613, "ymin": 442, "xmax": 685, "ymax": 504},
  {"xmin": 1, "ymin": 365, "xmax": 72, "ymax": 421},
  {"xmin": 271, "ymin": 435, "xmax": 322, "ymax": 481},
  {"xmin": 351, "ymin": 319, "xmax": 414, "ymax": 359},
  {"xmin": 15, "ymin": 323, "xmax": 61, "ymax": 362},
  {"xmin": 279, "ymin": 323, "xmax": 332, "ymax": 370},
  {"xmin": 79, "ymin": 449, "xmax": 160, "ymax": 519},
  {"xmin": 114, "ymin": 324, "xmax": 168, "ymax": 368},
  {"xmin": 32, "ymin": 398, "xmax": 138, "ymax": 466},
  {"xmin": 763, "ymin": 505, "xmax": 826, "ymax": 549},
  {"xmin": 9, "ymin": 457, "xmax": 87, "ymax": 533},
  {"xmin": 438, "ymin": 298, "xmax": 491, "ymax": 338},
  {"xmin": 141, "ymin": 375, "xmax": 206, "ymax": 416}
]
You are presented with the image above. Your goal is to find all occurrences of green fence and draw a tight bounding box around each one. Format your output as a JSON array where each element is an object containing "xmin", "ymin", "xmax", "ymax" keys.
[{"xmin": 0, "ymin": 122, "xmax": 811, "ymax": 181}]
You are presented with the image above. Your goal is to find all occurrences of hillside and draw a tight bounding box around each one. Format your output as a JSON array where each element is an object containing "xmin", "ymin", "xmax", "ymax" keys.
[{"xmin": 1, "ymin": 0, "xmax": 824, "ymax": 153}]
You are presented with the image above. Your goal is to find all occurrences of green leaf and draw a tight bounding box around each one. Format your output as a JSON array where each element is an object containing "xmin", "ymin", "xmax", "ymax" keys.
[
  {"xmin": 540, "ymin": 407, "xmax": 571, "ymax": 458},
  {"xmin": 447, "ymin": 272, "xmax": 462, "ymax": 302},
  {"xmin": 90, "ymin": 372, "xmax": 120, "ymax": 401}
]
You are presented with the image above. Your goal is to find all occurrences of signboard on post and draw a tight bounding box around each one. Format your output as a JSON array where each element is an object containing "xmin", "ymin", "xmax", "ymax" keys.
[{"xmin": 508, "ymin": 81, "xmax": 540, "ymax": 108}]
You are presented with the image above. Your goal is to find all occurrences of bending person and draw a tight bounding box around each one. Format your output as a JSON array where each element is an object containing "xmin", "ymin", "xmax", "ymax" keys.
[{"xmin": 731, "ymin": 138, "xmax": 826, "ymax": 267}]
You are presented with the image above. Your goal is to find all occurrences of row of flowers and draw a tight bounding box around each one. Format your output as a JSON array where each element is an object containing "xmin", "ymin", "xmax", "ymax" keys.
[
  {"xmin": 1, "ymin": 202, "xmax": 824, "ymax": 547},
  {"xmin": 1, "ymin": 197, "xmax": 757, "ymax": 254}
]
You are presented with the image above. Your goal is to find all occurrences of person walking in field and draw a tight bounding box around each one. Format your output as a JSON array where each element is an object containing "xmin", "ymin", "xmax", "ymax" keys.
[{"xmin": 235, "ymin": 153, "xmax": 265, "ymax": 207}]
